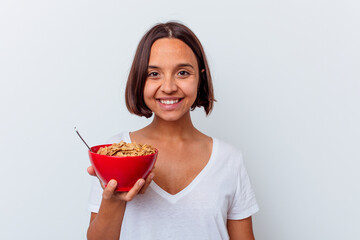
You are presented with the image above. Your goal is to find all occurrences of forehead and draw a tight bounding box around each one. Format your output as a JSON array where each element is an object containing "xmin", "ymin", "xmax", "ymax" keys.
[{"xmin": 149, "ymin": 38, "xmax": 198, "ymax": 66}]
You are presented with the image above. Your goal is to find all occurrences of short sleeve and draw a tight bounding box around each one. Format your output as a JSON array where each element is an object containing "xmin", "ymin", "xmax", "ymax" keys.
[
  {"xmin": 87, "ymin": 177, "xmax": 103, "ymax": 213},
  {"xmin": 227, "ymin": 152, "xmax": 259, "ymax": 220}
]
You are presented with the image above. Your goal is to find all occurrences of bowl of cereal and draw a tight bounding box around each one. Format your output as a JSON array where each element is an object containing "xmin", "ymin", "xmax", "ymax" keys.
[{"xmin": 89, "ymin": 141, "xmax": 158, "ymax": 191}]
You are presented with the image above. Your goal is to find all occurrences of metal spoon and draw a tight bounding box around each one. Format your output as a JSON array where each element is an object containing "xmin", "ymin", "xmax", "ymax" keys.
[{"xmin": 74, "ymin": 127, "xmax": 93, "ymax": 152}]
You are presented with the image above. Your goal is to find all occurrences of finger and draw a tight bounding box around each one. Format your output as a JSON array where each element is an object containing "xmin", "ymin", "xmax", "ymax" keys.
[
  {"xmin": 139, "ymin": 172, "xmax": 155, "ymax": 194},
  {"xmin": 102, "ymin": 179, "xmax": 117, "ymax": 200},
  {"xmin": 124, "ymin": 179, "xmax": 145, "ymax": 201},
  {"xmin": 87, "ymin": 166, "xmax": 96, "ymax": 176},
  {"xmin": 87, "ymin": 166, "xmax": 104, "ymax": 189}
]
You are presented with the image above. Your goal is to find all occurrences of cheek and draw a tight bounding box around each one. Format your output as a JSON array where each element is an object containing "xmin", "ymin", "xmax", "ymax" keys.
[
  {"xmin": 143, "ymin": 81, "xmax": 160, "ymax": 106},
  {"xmin": 182, "ymin": 81, "xmax": 199, "ymax": 99},
  {"xmin": 143, "ymin": 82, "xmax": 154, "ymax": 98}
]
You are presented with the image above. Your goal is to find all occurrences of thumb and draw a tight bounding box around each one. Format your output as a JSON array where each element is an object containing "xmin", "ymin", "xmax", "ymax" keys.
[{"xmin": 102, "ymin": 180, "xmax": 117, "ymax": 200}]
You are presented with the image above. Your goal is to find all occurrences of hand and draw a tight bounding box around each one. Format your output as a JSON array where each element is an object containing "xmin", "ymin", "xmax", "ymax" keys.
[{"xmin": 87, "ymin": 166, "xmax": 155, "ymax": 202}]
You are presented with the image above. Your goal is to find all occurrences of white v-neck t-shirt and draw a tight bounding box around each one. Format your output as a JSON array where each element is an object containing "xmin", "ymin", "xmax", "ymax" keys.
[{"xmin": 88, "ymin": 132, "xmax": 259, "ymax": 240}]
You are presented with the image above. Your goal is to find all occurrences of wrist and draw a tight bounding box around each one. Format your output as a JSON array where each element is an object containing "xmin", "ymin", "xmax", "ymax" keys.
[
  {"xmin": 101, "ymin": 197, "xmax": 126, "ymax": 208},
  {"xmin": 96, "ymin": 198, "xmax": 126, "ymax": 223}
]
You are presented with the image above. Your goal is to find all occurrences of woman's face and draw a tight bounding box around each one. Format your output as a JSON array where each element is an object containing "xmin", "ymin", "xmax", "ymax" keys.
[{"xmin": 144, "ymin": 38, "xmax": 199, "ymax": 122}]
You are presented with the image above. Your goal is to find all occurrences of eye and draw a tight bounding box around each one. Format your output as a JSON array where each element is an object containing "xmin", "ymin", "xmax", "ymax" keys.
[
  {"xmin": 178, "ymin": 71, "xmax": 189, "ymax": 76},
  {"xmin": 148, "ymin": 72, "xmax": 159, "ymax": 77}
]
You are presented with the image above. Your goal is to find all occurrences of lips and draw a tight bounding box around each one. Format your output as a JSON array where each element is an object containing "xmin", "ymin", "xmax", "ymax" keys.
[
  {"xmin": 156, "ymin": 98, "xmax": 184, "ymax": 110},
  {"xmin": 159, "ymin": 99, "xmax": 179, "ymax": 105},
  {"xmin": 157, "ymin": 98, "xmax": 183, "ymax": 105}
]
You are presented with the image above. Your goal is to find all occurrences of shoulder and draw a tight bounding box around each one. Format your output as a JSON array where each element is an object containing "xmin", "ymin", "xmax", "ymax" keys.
[
  {"xmin": 214, "ymin": 138, "xmax": 243, "ymax": 159},
  {"xmin": 213, "ymin": 137, "xmax": 244, "ymax": 168}
]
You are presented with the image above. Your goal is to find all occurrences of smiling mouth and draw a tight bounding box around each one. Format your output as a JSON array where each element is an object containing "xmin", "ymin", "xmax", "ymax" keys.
[{"xmin": 158, "ymin": 98, "xmax": 183, "ymax": 105}]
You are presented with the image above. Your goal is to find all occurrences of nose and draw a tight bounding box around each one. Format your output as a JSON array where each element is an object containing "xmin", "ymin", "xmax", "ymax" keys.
[{"xmin": 160, "ymin": 75, "xmax": 178, "ymax": 93}]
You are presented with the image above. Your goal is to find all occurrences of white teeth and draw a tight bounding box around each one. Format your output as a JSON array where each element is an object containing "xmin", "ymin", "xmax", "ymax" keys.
[{"xmin": 160, "ymin": 99, "xmax": 179, "ymax": 105}]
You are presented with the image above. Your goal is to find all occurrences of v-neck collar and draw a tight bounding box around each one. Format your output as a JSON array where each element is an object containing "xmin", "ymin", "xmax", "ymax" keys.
[{"xmin": 125, "ymin": 131, "xmax": 217, "ymax": 204}]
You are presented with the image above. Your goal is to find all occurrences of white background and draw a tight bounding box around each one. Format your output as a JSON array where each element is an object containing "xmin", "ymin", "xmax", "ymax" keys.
[{"xmin": 1, "ymin": 0, "xmax": 359, "ymax": 239}]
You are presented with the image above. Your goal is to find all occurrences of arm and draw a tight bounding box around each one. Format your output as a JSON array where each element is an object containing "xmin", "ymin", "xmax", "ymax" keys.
[
  {"xmin": 87, "ymin": 198, "xmax": 126, "ymax": 240},
  {"xmin": 227, "ymin": 217, "xmax": 255, "ymax": 240},
  {"xmin": 86, "ymin": 166, "xmax": 154, "ymax": 240}
]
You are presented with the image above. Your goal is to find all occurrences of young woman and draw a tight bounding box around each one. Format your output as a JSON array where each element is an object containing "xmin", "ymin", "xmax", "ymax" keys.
[{"xmin": 87, "ymin": 22, "xmax": 259, "ymax": 240}]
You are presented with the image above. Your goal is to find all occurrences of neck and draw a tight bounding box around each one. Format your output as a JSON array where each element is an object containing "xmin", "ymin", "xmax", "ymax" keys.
[{"xmin": 145, "ymin": 112, "xmax": 198, "ymax": 141}]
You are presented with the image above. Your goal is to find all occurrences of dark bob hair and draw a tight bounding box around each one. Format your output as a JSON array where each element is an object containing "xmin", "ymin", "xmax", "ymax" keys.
[{"xmin": 125, "ymin": 21, "xmax": 215, "ymax": 118}]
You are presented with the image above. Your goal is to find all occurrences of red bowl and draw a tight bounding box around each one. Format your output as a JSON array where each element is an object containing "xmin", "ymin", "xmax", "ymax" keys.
[{"xmin": 89, "ymin": 144, "xmax": 158, "ymax": 191}]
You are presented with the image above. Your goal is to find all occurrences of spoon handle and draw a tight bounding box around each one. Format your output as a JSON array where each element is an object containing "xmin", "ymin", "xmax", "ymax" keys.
[{"xmin": 74, "ymin": 127, "xmax": 92, "ymax": 152}]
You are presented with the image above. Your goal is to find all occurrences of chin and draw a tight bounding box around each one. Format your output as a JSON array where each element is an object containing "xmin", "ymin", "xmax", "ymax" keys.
[
  {"xmin": 155, "ymin": 111, "xmax": 189, "ymax": 122},
  {"xmin": 157, "ymin": 115, "xmax": 182, "ymax": 122}
]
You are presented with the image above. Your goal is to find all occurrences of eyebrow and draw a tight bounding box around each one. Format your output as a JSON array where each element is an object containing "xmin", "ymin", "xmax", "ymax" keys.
[{"xmin": 148, "ymin": 63, "xmax": 195, "ymax": 69}]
